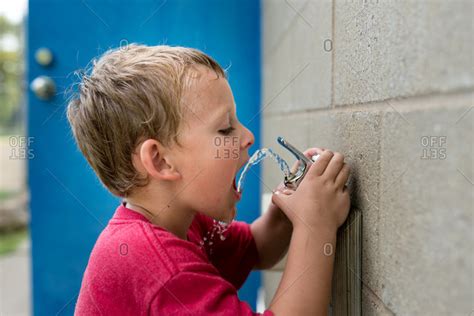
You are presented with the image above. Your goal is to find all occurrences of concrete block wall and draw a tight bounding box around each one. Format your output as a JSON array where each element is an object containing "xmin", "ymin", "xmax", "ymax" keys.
[{"xmin": 260, "ymin": 0, "xmax": 473, "ymax": 314}]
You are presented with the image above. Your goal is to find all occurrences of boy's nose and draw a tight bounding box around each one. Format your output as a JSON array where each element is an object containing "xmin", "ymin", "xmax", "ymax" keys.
[{"xmin": 241, "ymin": 127, "xmax": 255, "ymax": 151}]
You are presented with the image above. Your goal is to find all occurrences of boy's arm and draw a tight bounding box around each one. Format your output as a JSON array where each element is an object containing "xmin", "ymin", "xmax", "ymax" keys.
[
  {"xmin": 250, "ymin": 196, "xmax": 293, "ymax": 270},
  {"xmin": 269, "ymin": 226, "xmax": 337, "ymax": 315},
  {"xmin": 251, "ymin": 202, "xmax": 337, "ymax": 314}
]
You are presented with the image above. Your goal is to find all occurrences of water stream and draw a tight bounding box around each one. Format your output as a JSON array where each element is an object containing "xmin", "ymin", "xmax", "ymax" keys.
[{"xmin": 236, "ymin": 148, "xmax": 290, "ymax": 193}]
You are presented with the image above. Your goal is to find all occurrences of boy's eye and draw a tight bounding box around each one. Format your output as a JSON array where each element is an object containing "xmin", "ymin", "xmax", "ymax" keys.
[{"xmin": 218, "ymin": 126, "xmax": 235, "ymax": 135}]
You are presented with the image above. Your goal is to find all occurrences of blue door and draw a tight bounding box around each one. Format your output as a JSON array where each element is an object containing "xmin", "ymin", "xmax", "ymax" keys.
[{"xmin": 28, "ymin": 1, "xmax": 261, "ymax": 314}]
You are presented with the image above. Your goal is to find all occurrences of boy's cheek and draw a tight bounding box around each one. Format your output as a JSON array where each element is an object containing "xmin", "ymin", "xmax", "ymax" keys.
[{"xmin": 213, "ymin": 147, "xmax": 240, "ymax": 160}]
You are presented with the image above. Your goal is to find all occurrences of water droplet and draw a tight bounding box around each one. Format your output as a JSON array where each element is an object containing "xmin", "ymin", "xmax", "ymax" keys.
[{"xmin": 207, "ymin": 219, "xmax": 230, "ymax": 244}]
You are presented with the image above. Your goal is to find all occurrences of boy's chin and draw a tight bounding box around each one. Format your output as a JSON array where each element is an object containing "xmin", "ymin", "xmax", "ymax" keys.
[
  {"xmin": 222, "ymin": 208, "xmax": 236, "ymax": 224},
  {"xmin": 214, "ymin": 207, "xmax": 236, "ymax": 224}
]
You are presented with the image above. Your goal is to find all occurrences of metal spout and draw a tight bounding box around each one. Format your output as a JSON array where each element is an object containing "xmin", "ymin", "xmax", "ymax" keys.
[{"xmin": 277, "ymin": 136, "xmax": 319, "ymax": 189}]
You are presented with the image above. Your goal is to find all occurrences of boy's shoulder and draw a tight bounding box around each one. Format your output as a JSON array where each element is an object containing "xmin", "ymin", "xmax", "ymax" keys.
[{"xmin": 84, "ymin": 205, "xmax": 216, "ymax": 285}]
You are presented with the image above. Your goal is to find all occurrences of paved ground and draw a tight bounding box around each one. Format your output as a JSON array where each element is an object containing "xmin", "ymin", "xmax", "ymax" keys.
[
  {"xmin": 1, "ymin": 136, "xmax": 30, "ymax": 315},
  {"xmin": 0, "ymin": 238, "xmax": 30, "ymax": 316}
]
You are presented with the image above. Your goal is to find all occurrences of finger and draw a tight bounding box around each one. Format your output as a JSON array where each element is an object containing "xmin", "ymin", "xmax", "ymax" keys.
[
  {"xmin": 303, "ymin": 147, "xmax": 323, "ymax": 158},
  {"xmin": 281, "ymin": 188, "xmax": 295, "ymax": 195},
  {"xmin": 271, "ymin": 190, "xmax": 291, "ymax": 211},
  {"xmin": 307, "ymin": 148, "xmax": 325, "ymax": 165},
  {"xmin": 324, "ymin": 152, "xmax": 345, "ymax": 180},
  {"xmin": 311, "ymin": 147, "xmax": 326, "ymax": 155},
  {"xmin": 307, "ymin": 150, "xmax": 334, "ymax": 177},
  {"xmin": 335, "ymin": 163, "xmax": 350, "ymax": 189},
  {"xmin": 273, "ymin": 187, "xmax": 294, "ymax": 195}
]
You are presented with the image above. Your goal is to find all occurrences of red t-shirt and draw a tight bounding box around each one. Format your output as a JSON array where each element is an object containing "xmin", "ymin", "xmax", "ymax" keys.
[{"xmin": 75, "ymin": 203, "xmax": 274, "ymax": 315}]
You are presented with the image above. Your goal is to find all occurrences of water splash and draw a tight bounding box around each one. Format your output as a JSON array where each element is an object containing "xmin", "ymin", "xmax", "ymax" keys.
[
  {"xmin": 214, "ymin": 220, "xmax": 229, "ymax": 241},
  {"xmin": 200, "ymin": 219, "xmax": 230, "ymax": 254},
  {"xmin": 237, "ymin": 148, "xmax": 290, "ymax": 193}
]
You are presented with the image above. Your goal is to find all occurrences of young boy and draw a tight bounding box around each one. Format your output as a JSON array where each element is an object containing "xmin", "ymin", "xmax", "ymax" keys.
[{"xmin": 68, "ymin": 44, "xmax": 350, "ymax": 315}]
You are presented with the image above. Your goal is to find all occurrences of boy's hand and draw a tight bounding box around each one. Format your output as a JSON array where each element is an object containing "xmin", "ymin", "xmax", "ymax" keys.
[{"xmin": 271, "ymin": 148, "xmax": 351, "ymax": 233}]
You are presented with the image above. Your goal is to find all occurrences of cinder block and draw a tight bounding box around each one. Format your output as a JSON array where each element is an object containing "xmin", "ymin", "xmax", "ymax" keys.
[
  {"xmin": 334, "ymin": 0, "xmax": 474, "ymax": 105},
  {"xmin": 361, "ymin": 285, "xmax": 395, "ymax": 316},
  {"xmin": 375, "ymin": 93, "xmax": 473, "ymax": 315},
  {"xmin": 263, "ymin": 0, "xmax": 332, "ymax": 113},
  {"xmin": 263, "ymin": 0, "xmax": 307, "ymax": 52}
]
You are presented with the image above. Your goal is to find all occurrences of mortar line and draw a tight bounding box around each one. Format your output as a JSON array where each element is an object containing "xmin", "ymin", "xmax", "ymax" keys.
[
  {"xmin": 331, "ymin": 0, "xmax": 336, "ymax": 109},
  {"xmin": 262, "ymin": 89, "xmax": 474, "ymax": 119}
]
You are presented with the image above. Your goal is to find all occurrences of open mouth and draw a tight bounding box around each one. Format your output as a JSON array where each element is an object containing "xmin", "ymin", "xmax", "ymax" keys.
[
  {"xmin": 232, "ymin": 176, "xmax": 241, "ymax": 200},
  {"xmin": 232, "ymin": 158, "xmax": 249, "ymax": 200}
]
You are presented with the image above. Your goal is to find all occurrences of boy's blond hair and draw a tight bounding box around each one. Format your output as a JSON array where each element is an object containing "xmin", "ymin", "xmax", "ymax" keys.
[{"xmin": 67, "ymin": 44, "xmax": 226, "ymax": 197}]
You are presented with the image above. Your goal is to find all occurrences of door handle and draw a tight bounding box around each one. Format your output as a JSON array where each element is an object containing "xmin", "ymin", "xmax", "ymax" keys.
[{"xmin": 30, "ymin": 75, "xmax": 56, "ymax": 101}]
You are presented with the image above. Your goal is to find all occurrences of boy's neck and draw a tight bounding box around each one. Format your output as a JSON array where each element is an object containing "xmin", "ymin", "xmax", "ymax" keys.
[{"xmin": 124, "ymin": 199, "xmax": 195, "ymax": 241}]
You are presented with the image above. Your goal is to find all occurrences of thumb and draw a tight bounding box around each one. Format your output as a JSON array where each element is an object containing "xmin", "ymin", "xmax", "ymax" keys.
[{"xmin": 271, "ymin": 189, "xmax": 291, "ymax": 211}]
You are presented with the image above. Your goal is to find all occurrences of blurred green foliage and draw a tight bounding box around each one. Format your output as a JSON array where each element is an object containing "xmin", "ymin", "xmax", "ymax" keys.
[
  {"xmin": 0, "ymin": 228, "xmax": 27, "ymax": 255},
  {"xmin": 0, "ymin": 15, "xmax": 24, "ymax": 135}
]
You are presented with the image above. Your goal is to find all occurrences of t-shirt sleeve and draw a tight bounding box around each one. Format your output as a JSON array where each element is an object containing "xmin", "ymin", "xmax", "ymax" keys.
[
  {"xmin": 149, "ymin": 270, "xmax": 273, "ymax": 316},
  {"xmin": 196, "ymin": 214, "xmax": 261, "ymax": 290}
]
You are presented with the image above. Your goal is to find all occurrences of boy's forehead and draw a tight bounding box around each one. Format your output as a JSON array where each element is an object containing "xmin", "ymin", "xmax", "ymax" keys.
[{"xmin": 183, "ymin": 66, "xmax": 233, "ymax": 122}]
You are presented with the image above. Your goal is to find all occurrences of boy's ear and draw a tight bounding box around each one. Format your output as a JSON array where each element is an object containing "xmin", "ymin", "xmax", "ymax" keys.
[{"xmin": 138, "ymin": 139, "xmax": 181, "ymax": 181}]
